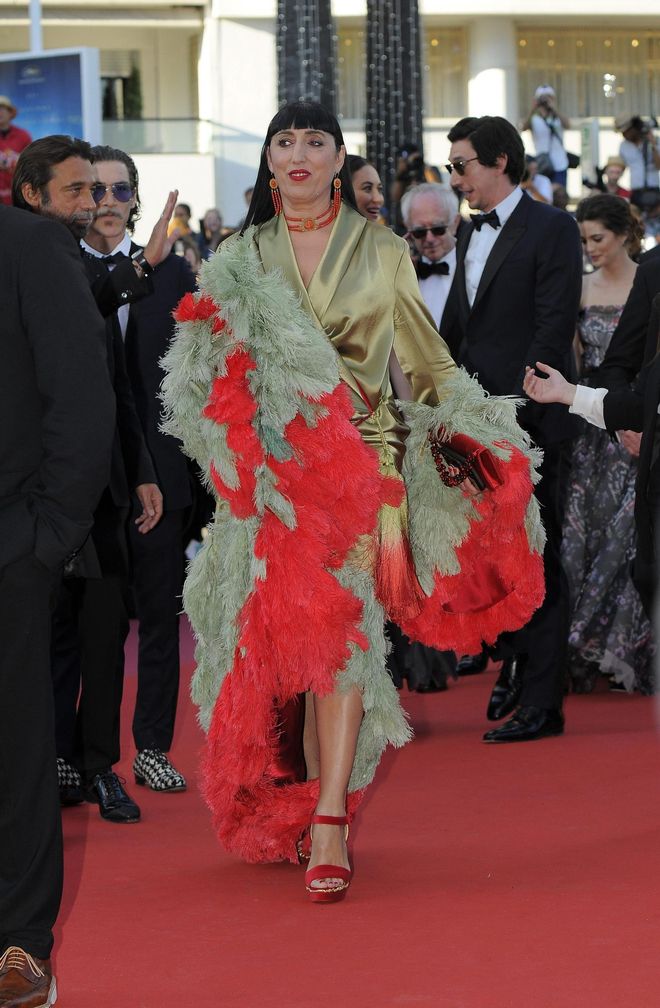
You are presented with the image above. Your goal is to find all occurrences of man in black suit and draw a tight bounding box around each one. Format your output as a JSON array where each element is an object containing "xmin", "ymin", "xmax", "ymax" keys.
[
  {"xmin": 440, "ymin": 116, "xmax": 582, "ymax": 742},
  {"xmin": 0, "ymin": 204, "xmax": 114, "ymax": 1007},
  {"xmin": 597, "ymin": 244, "xmax": 660, "ymax": 389},
  {"xmin": 85, "ymin": 144, "xmax": 197, "ymax": 792},
  {"xmin": 13, "ymin": 135, "xmax": 172, "ymax": 823}
]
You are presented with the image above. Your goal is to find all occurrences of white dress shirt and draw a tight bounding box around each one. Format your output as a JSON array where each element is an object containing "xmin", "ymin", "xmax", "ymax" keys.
[
  {"xmin": 569, "ymin": 384, "xmax": 608, "ymax": 429},
  {"xmin": 80, "ymin": 232, "xmax": 132, "ymax": 339},
  {"xmin": 464, "ymin": 187, "xmax": 523, "ymax": 308},
  {"xmin": 418, "ymin": 247, "xmax": 456, "ymax": 329}
]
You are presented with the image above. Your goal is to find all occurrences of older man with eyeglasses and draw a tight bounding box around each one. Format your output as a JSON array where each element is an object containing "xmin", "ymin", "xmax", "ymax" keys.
[{"xmin": 400, "ymin": 183, "xmax": 461, "ymax": 330}]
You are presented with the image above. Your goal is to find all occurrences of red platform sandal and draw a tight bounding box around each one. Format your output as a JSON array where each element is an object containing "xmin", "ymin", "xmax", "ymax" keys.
[{"xmin": 304, "ymin": 814, "xmax": 352, "ymax": 904}]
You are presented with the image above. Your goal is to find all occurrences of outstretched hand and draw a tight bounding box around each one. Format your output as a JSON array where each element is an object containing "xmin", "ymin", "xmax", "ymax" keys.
[
  {"xmin": 142, "ymin": 190, "xmax": 179, "ymax": 267},
  {"xmin": 523, "ymin": 363, "xmax": 576, "ymax": 407}
]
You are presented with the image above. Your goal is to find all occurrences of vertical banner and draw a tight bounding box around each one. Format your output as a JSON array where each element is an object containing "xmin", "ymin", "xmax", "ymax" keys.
[
  {"xmin": 365, "ymin": 0, "xmax": 424, "ymax": 226},
  {"xmin": 0, "ymin": 48, "xmax": 101, "ymax": 142},
  {"xmin": 276, "ymin": 0, "xmax": 337, "ymax": 112}
]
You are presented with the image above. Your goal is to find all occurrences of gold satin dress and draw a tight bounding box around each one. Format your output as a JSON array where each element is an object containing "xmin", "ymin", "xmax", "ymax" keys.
[{"xmin": 254, "ymin": 202, "xmax": 457, "ymax": 471}]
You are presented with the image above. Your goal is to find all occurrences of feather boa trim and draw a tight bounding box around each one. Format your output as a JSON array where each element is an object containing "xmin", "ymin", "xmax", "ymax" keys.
[{"xmin": 160, "ymin": 232, "xmax": 545, "ymax": 863}]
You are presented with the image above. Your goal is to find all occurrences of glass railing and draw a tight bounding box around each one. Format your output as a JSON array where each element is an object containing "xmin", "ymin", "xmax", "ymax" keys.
[{"xmin": 102, "ymin": 118, "xmax": 209, "ymax": 154}]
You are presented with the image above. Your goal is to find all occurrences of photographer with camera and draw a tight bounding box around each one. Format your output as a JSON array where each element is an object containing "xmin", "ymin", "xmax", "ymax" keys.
[
  {"xmin": 521, "ymin": 85, "xmax": 571, "ymax": 186},
  {"xmin": 615, "ymin": 115, "xmax": 660, "ymax": 215},
  {"xmin": 391, "ymin": 142, "xmax": 442, "ymax": 233}
]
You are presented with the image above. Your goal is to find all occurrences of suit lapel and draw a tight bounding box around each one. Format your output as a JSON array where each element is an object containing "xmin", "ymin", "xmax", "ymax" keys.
[
  {"xmin": 454, "ymin": 222, "xmax": 472, "ymax": 327},
  {"xmin": 471, "ymin": 196, "xmax": 529, "ymax": 312},
  {"xmin": 255, "ymin": 208, "xmax": 367, "ymax": 405}
]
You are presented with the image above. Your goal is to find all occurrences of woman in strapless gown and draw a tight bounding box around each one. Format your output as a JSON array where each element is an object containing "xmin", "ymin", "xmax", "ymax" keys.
[{"xmin": 561, "ymin": 195, "xmax": 654, "ymax": 693}]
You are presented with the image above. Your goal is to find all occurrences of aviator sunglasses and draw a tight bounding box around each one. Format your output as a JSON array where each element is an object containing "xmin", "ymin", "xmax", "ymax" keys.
[
  {"xmin": 91, "ymin": 182, "xmax": 135, "ymax": 204},
  {"xmin": 445, "ymin": 156, "xmax": 479, "ymax": 176},
  {"xmin": 409, "ymin": 225, "xmax": 448, "ymax": 239}
]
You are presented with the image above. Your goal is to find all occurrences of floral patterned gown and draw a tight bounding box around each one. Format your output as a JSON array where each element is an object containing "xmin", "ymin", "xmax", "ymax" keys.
[{"xmin": 561, "ymin": 304, "xmax": 654, "ymax": 693}]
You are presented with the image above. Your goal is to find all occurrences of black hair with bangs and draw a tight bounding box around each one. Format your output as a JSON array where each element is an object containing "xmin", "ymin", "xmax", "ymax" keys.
[{"xmin": 241, "ymin": 101, "xmax": 357, "ymax": 233}]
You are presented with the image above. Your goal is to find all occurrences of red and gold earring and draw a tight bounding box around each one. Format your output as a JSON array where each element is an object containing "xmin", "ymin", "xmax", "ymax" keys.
[
  {"xmin": 269, "ymin": 176, "xmax": 282, "ymax": 215},
  {"xmin": 332, "ymin": 175, "xmax": 342, "ymax": 215}
]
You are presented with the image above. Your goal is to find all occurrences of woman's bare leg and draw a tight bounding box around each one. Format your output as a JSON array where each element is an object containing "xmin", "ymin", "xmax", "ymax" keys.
[
  {"xmin": 308, "ymin": 684, "xmax": 363, "ymax": 885},
  {"xmin": 303, "ymin": 692, "xmax": 320, "ymax": 780}
]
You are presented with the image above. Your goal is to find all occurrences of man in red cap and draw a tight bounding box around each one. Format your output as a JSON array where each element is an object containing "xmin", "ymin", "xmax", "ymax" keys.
[{"xmin": 0, "ymin": 95, "xmax": 31, "ymax": 205}]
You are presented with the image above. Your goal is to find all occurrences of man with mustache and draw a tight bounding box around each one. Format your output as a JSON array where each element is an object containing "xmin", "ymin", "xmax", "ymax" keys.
[
  {"xmin": 12, "ymin": 135, "xmax": 175, "ymax": 822},
  {"xmin": 83, "ymin": 144, "xmax": 197, "ymax": 795}
]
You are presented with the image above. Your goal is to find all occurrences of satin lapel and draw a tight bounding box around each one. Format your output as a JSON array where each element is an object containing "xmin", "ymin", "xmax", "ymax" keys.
[
  {"xmin": 454, "ymin": 221, "xmax": 472, "ymax": 327},
  {"xmin": 307, "ymin": 203, "xmax": 366, "ymax": 322},
  {"xmin": 472, "ymin": 199, "xmax": 529, "ymax": 312},
  {"xmin": 255, "ymin": 209, "xmax": 366, "ymax": 403}
]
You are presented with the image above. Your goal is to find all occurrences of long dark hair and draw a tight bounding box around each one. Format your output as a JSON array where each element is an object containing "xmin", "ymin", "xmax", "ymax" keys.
[
  {"xmin": 576, "ymin": 193, "xmax": 644, "ymax": 260},
  {"xmin": 241, "ymin": 101, "xmax": 357, "ymax": 233}
]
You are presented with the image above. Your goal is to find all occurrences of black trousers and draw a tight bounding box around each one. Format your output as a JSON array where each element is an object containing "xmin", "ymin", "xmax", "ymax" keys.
[
  {"xmin": 491, "ymin": 440, "xmax": 571, "ymax": 709},
  {"xmin": 128, "ymin": 506, "xmax": 185, "ymax": 752},
  {"xmin": 0, "ymin": 556, "xmax": 62, "ymax": 959},
  {"xmin": 51, "ymin": 574, "xmax": 127, "ymax": 782}
]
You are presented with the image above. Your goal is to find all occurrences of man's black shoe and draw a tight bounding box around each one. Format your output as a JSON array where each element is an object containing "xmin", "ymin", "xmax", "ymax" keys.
[
  {"xmin": 483, "ymin": 705, "xmax": 564, "ymax": 743},
  {"xmin": 456, "ymin": 652, "xmax": 488, "ymax": 676},
  {"xmin": 85, "ymin": 770, "xmax": 141, "ymax": 823},
  {"xmin": 486, "ymin": 654, "xmax": 526, "ymax": 721}
]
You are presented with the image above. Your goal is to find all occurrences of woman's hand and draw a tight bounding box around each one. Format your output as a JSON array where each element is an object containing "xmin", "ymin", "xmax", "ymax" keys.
[
  {"xmin": 618, "ymin": 430, "xmax": 642, "ymax": 457},
  {"xmin": 523, "ymin": 363, "xmax": 576, "ymax": 407}
]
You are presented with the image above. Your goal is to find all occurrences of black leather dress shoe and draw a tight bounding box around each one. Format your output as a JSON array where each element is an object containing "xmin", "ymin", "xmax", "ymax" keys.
[
  {"xmin": 486, "ymin": 654, "xmax": 526, "ymax": 721},
  {"xmin": 85, "ymin": 770, "xmax": 141, "ymax": 823},
  {"xmin": 456, "ymin": 652, "xmax": 488, "ymax": 676},
  {"xmin": 483, "ymin": 705, "xmax": 565, "ymax": 743}
]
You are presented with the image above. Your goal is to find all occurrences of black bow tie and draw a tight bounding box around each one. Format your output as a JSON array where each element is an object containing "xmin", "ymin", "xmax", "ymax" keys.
[
  {"xmin": 416, "ymin": 259, "xmax": 450, "ymax": 279},
  {"xmin": 471, "ymin": 210, "xmax": 501, "ymax": 231},
  {"xmin": 101, "ymin": 252, "xmax": 128, "ymax": 264}
]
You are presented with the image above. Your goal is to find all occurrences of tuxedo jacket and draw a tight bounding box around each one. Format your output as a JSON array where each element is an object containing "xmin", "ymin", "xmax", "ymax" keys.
[
  {"xmin": 601, "ymin": 294, "xmax": 660, "ymax": 607},
  {"xmin": 125, "ymin": 247, "xmax": 197, "ymax": 510},
  {"xmin": 0, "ymin": 206, "xmax": 115, "ymax": 571},
  {"xmin": 75, "ymin": 250, "xmax": 157, "ymax": 576},
  {"xmin": 440, "ymin": 190, "xmax": 582, "ymax": 446},
  {"xmin": 597, "ymin": 244, "xmax": 660, "ymax": 390}
]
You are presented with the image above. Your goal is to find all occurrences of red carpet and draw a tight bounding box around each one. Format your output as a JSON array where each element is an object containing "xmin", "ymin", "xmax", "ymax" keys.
[{"xmin": 55, "ymin": 622, "xmax": 660, "ymax": 1007}]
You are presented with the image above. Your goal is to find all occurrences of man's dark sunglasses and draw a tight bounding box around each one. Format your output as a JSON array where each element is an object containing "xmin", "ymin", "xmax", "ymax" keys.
[
  {"xmin": 445, "ymin": 156, "xmax": 479, "ymax": 176},
  {"xmin": 91, "ymin": 182, "xmax": 134, "ymax": 204},
  {"xmin": 409, "ymin": 225, "xmax": 448, "ymax": 239}
]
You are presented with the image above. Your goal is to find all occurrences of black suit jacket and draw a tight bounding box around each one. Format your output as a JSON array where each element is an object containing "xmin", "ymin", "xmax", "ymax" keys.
[
  {"xmin": 0, "ymin": 206, "xmax": 115, "ymax": 571},
  {"xmin": 125, "ymin": 248, "xmax": 197, "ymax": 510},
  {"xmin": 75, "ymin": 250, "xmax": 157, "ymax": 576},
  {"xmin": 600, "ymin": 295, "xmax": 660, "ymax": 610},
  {"xmin": 597, "ymin": 246, "xmax": 660, "ymax": 390},
  {"xmin": 440, "ymin": 191, "xmax": 582, "ymax": 445}
]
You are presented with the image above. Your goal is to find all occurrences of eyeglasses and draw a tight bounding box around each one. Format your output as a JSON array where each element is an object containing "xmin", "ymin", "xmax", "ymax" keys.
[
  {"xmin": 409, "ymin": 225, "xmax": 448, "ymax": 240},
  {"xmin": 91, "ymin": 182, "xmax": 134, "ymax": 204},
  {"xmin": 445, "ymin": 156, "xmax": 479, "ymax": 176}
]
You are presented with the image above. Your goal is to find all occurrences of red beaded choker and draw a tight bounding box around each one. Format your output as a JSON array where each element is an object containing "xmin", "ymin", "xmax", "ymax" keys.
[{"xmin": 285, "ymin": 203, "xmax": 338, "ymax": 233}]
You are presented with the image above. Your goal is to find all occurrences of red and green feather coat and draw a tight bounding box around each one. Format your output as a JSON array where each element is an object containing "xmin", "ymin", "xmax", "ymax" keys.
[{"xmin": 160, "ymin": 231, "xmax": 545, "ymax": 863}]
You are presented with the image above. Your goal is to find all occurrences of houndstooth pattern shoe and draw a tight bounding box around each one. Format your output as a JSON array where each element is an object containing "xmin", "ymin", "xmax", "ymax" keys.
[
  {"xmin": 133, "ymin": 749, "xmax": 187, "ymax": 792},
  {"xmin": 57, "ymin": 757, "xmax": 84, "ymax": 806}
]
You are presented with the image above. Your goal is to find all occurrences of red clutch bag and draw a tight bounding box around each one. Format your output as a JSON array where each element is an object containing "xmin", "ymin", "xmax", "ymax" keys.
[{"xmin": 428, "ymin": 429, "xmax": 505, "ymax": 492}]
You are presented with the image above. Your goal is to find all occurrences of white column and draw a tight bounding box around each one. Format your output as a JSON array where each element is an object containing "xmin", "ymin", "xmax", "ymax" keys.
[
  {"xmin": 467, "ymin": 18, "xmax": 518, "ymax": 125},
  {"xmin": 199, "ymin": 10, "xmax": 277, "ymax": 226}
]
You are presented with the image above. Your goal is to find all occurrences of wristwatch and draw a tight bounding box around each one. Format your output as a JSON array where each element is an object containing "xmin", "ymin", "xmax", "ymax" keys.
[{"xmin": 131, "ymin": 249, "xmax": 153, "ymax": 278}]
